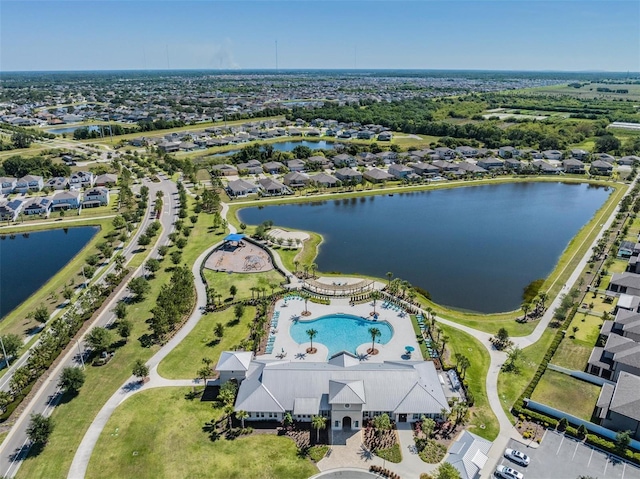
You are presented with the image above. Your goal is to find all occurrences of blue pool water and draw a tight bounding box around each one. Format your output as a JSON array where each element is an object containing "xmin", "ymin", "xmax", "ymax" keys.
[{"xmin": 289, "ymin": 314, "xmax": 393, "ymax": 356}]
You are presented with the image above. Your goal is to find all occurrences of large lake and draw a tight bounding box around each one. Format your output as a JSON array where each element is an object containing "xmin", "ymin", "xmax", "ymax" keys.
[
  {"xmin": 0, "ymin": 226, "xmax": 99, "ymax": 319},
  {"xmin": 238, "ymin": 182, "xmax": 611, "ymax": 313}
]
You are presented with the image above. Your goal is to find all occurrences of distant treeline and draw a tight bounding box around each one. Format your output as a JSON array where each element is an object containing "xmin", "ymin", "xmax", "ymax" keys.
[{"xmin": 0, "ymin": 155, "xmax": 70, "ymax": 178}]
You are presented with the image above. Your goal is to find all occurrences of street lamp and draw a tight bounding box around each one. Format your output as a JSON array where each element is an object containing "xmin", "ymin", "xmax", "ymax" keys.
[{"xmin": 76, "ymin": 340, "xmax": 85, "ymax": 370}]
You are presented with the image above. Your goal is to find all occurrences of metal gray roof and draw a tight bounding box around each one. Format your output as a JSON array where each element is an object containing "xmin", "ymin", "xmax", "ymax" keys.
[
  {"xmin": 609, "ymin": 372, "xmax": 640, "ymax": 422},
  {"xmin": 233, "ymin": 353, "xmax": 449, "ymax": 415},
  {"xmin": 446, "ymin": 430, "xmax": 492, "ymax": 479},
  {"xmin": 216, "ymin": 351, "xmax": 253, "ymax": 372}
]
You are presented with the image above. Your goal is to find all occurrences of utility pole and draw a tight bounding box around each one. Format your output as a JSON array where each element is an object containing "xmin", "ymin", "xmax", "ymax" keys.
[{"xmin": 76, "ymin": 340, "xmax": 85, "ymax": 370}]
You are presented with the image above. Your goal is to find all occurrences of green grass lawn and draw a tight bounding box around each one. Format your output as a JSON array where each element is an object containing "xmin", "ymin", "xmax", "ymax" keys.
[
  {"xmin": 202, "ymin": 269, "xmax": 285, "ymax": 302},
  {"xmin": 550, "ymin": 340, "xmax": 593, "ymax": 371},
  {"xmin": 530, "ymin": 370, "xmax": 601, "ymax": 421},
  {"xmin": 568, "ymin": 312, "xmax": 603, "ymax": 344},
  {"xmin": 439, "ymin": 324, "xmax": 499, "ymax": 441},
  {"xmin": 86, "ymin": 388, "xmax": 318, "ymax": 479},
  {"xmin": 158, "ymin": 306, "xmax": 256, "ymax": 379},
  {"xmin": 497, "ymin": 329, "xmax": 556, "ymax": 421}
]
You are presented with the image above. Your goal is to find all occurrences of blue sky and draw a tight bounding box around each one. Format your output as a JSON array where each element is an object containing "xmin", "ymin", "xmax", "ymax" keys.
[{"xmin": 1, "ymin": 1, "xmax": 639, "ymax": 72}]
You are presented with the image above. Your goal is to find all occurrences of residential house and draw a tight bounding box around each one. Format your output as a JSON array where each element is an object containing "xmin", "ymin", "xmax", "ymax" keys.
[
  {"xmin": 22, "ymin": 197, "xmax": 51, "ymax": 216},
  {"xmin": 595, "ymin": 372, "xmax": 640, "ymax": 439},
  {"xmin": 615, "ymin": 294, "xmax": 640, "ymax": 315},
  {"xmin": 595, "ymin": 153, "xmax": 616, "ymax": 163},
  {"xmin": 503, "ymin": 158, "xmax": 522, "ymax": 171},
  {"xmin": 363, "ymin": 168, "xmax": 394, "ymax": 183},
  {"xmin": 94, "ymin": 174, "xmax": 118, "ymax": 187},
  {"xmin": 432, "ymin": 160, "xmax": 458, "ymax": 172},
  {"xmin": 334, "ymin": 168, "xmax": 363, "ymax": 183},
  {"xmin": 570, "ymin": 149, "xmax": 590, "ymax": 161},
  {"xmin": 258, "ymin": 178, "xmax": 287, "ymax": 196},
  {"xmin": 388, "ymin": 164, "xmax": 414, "ymax": 179},
  {"xmin": 0, "ymin": 199, "xmax": 23, "ymax": 221},
  {"xmin": 306, "ymin": 129, "xmax": 321, "ymax": 137},
  {"xmin": 543, "ymin": 150, "xmax": 563, "ymax": 161},
  {"xmin": 356, "ymin": 130, "xmax": 375, "ymax": 140},
  {"xmin": 498, "ymin": 146, "xmax": 519, "ymax": 159},
  {"xmin": 562, "ymin": 158, "xmax": 586, "ymax": 174},
  {"xmin": 220, "ymin": 351, "xmax": 450, "ymax": 429},
  {"xmin": 307, "ymin": 156, "xmax": 331, "ymax": 170},
  {"xmin": 226, "ymin": 179, "xmax": 259, "ymax": 198},
  {"xmin": 477, "ymin": 157, "xmax": 504, "ymax": 170},
  {"xmin": 263, "ymin": 162, "xmax": 285, "ymax": 174},
  {"xmin": 588, "ymin": 332, "xmax": 640, "ymax": 381},
  {"xmin": 446, "ymin": 431, "xmax": 492, "ymax": 479},
  {"xmin": 179, "ymin": 141, "xmax": 197, "ymax": 151},
  {"xmin": 236, "ymin": 160, "xmax": 263, "ymax": 175},
  {"xmin": 457, "ymin": 162, "xmax": 488, "ymax": 176},
  {"xmin": 434, "ymin": 147, "xmax": 456, "ymax": 160},
  {"xmin": 358, "ymin": 152, "xmax": 378, "ymax": 166},
  {"xmin": 591, "ymin": 160, "xmax": 614, "ymax": 176},
  {"xmin": 288, "ymin": 128, "xmax": 303, "ymax": 137},
  {"xmin": 609, "ymin": 273, "xmax": 640, "ymax": 297},
  {"xmin": 287, "ymin": 159, "xmax": 306, "ymax": 172},
  {"xmin": 129, "ymin": 137, "xmax": 148, "ymax": 147},
  {"xmin": 375, "ymin": 151, "xmax": 397, "ymax": 165},
  {"xmin": 15, "ymin": 175, "xmax": 44, "ymax": 193},
  {"xmin": 51, "ymin": 190, "xmax": 81, "ymax": 210},
  {"xmin": 82, "ymin": 187, "xmax": 110, "ymax": 207},
  {"xmin": 158, "ymin": 141, "xmax": 181, "ymax": 153},
  {"xmin": 532, "ymin": 160, "xmax": 560, "ymax": 175},
  {"xmin": 619, "ymin": 241, "xmax": 636, "ymax": 259},
  {"xmin": 455, "ymin": 146, "xmax": 479, "ymax": 158},
  {"xmin": 410, "ymin": 162, "xmax": 440, "ymax": 177},
  {"xmin": 377, "ymin": 132, "xmax": 392, "ymax": 141},
  {"xmin": 332, "ymin": 154, "xmax": 357, "ymax": 168},
  {"xmin": 210, "ymin": 164, "xmax": 239, "ymax": 177},
  {"xmin": 46, "ymin": 177, "xmax": 70, "ymax": 190},
  {"xmin": 309, "ymin": 172, "xmax": 339, "ymax": 188},
  {"xmin": 619, "ymin": 156, "xmax": 640, "ymax": 166},
  {"xmin": 70, "ymin": 171, "xmax": 95, "ymax": 188},
  {"xmin": 283, "ymin": 172, "xmax": 310, "ymax": 188},
  {"xmin": 0, "ymin": 177, "xmax": 17, "ymax": 194}
]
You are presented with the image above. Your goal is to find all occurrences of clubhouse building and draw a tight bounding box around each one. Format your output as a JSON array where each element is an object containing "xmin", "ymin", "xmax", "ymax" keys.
[{"xmin": 216, "ymin": 350, "xmax": 450, "ymax": 430}]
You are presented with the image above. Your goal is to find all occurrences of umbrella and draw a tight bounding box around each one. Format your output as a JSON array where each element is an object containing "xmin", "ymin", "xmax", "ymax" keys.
[{"xmin": 405, "ymin": 346, "xmax": 415, "ymax": 352}]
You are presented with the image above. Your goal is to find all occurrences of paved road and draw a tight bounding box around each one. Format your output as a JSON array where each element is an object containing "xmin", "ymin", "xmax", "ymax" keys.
[{"xmin": 0, "ymin": 175, "xmax": 179, "ymax": 478}]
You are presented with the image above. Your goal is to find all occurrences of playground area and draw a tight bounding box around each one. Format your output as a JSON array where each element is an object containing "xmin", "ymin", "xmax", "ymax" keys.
[{"xmin": 204, "ymin": 239, "xmax": 274, "ymax": 273}]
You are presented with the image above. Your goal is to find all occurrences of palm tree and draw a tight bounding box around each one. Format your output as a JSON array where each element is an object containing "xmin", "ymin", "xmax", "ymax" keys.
[
  {"xmin": 368, "ymin": 327, "xmax": 381, "ymax": 354},
  {"xmin": 386, "ymin": 272, "xmax": 393, "ymax": 288},
  {"xmin": 310, "ymin": 263, "xmax": 318, "ymax": 278},
  {"xmin": 401, "ymin": 280, "xmax": 410, "ymax": 298},
  {"xmin": 224, "ymin": 404, "xmax": 235, "ymax": 430},
  {"xmin": 458, "ymin": 355, "xmax": 471, "ymax": 379},
  {"xmin": 301, "ymin": 292, "xmax": 311, "ymax": 315},
  {"xmin": 370, "ymin": 291, "xmax": 381, "ymax": 315},
  {"xmin": 537, "ymin": 292, "xmax": 548, "ymax": 310},
  {"xmin": 521, "ymin": 302, "xmax": 531, "ymax": 320},
  {"xmin": 311, "ymin": 415, "xmax": 327, "ymax": 443},
  {"xmin": 293, "ymin": 260, "xmax": 300, "ymax": 273},
  {"xmin": 236, "ymin": 410, "xmax": 249, "ymax": 429},
  {"xmin": 306, "ymin": 328, "xmax": 318, "ymax": 353},
  {"xmin": 439, "ymin": 335, "xmax": 449, "ymax": 356}
]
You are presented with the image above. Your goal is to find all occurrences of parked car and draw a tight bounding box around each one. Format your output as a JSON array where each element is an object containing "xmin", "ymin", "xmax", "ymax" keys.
[
  {"xmin": 504, "ymin": 448, "xmax": 530, "ymax": 466},
  {"xmin": 495, "ymin": 464, "xmax": 524, "ymax": 479}
]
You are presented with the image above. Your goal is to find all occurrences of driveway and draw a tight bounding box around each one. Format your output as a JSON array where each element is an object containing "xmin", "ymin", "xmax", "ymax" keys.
[{"xmin": 496, "ymin": 431, "xmax": 640, "ymax": 479}]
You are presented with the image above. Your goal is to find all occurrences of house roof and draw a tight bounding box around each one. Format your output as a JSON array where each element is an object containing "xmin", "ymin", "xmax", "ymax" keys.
[
  {"xmin": 609, "ymin": 372, "xmax": 640, "ymax": 422},
  {"xmin": 611, "ymin": 273, "xmax": 640, "ymax": 290},
  {"xmin": 446, "ymin": 430, "xmax": 492, "ymax": 479},
  {"xmin": 591, "ymin": 160, "xmax": 614, "ymax": 169},
  {"xmin": 283, "ymin": 172, "xmax": 310, "ymax": 182},
  {"xmin": 293, "ymin": 397, "xmax": 321, "ymax": 415},
  {"xmin": 263, "ymin": 161, "xmax": 284, "ymax": 170},
  {"xmin": 258, "ymin": 178, "xmax": 285, "ymax": 190},
  {"xmin": 329, "ymin": 380, "xmax": 366, "ymax": 404},
  {"xmin": 216, "ymin": 351, "xmax": 253, "ymax": 372},
  {"xmin": 231, "ymin": 353, "xmax": 449, "ymax": 414},
  {"xmin": 227, "ymin": 179, "xmax": 258, "ymax": 193},
  {"xmin": 364, "ymin": 168, "xmax": 394, "ymax": 180},
  {"xmin": 309, "ymin": 172, "xmax": 338, "ymax": 184},
  {"xmin": 563, "ymin": 158, "xmax": 585, "ymax": 166},
  {"xmin": 335, "ymin": 167, "xmax": 361, "ymax": 177}
]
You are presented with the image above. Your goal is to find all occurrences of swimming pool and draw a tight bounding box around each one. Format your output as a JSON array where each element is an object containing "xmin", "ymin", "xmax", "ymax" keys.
[{"xmin": 289, "ymin": 314, "xmax": 393, "ymax": 357}]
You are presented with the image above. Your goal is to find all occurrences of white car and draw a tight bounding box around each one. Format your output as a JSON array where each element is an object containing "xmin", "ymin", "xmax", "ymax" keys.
[
  {"xmin": 504, "ymin": 448, "xmax": 530, "ymax": 466},
  {"xmin": 495, "ymin": 464, "xmax": 524, "ymax": 479}
]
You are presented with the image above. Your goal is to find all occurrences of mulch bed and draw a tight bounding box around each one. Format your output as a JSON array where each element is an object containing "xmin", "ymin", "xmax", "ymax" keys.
[{"xmin": 363, "ymin": 426, "xmax": 398, "ymax": 451}]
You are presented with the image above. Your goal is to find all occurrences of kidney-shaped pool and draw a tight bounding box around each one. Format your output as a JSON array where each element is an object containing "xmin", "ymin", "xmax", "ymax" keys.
[{"xmin": 289, "ymin": 313, "xmax": 393, "ymax": 357}]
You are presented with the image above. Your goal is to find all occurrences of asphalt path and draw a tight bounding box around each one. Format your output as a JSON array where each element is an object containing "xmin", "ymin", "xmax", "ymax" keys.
[{"xmin": 0, "ymin": 175, "xmax": 178, "ymax": 478}]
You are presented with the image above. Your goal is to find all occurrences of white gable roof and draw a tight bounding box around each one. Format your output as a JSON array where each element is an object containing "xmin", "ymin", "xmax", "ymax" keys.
[
  {"xmin": 329, "ymin": 380, "xmax": 366, "ymax": 404},
  {"xmin": 216, "ymin": 351, "xmax": 253, "ymax": 372},
  {"xmin": 446, "ymin": 431, "xmax": 492, "ymax": 479}
]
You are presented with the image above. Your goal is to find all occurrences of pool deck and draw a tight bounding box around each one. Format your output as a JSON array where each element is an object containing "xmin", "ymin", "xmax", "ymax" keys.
[{"xmin": 261, "ymin": 297, "xmax": 423, "ymax": 363}]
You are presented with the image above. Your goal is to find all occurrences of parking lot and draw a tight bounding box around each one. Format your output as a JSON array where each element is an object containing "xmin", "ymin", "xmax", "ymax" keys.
[{"xmin": 497, "ymin": 431, "xmax": 640, "ymax": 479}]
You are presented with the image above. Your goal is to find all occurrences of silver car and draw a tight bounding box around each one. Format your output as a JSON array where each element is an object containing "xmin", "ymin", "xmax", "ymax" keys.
[
  {"xmin": 496, "ymin": 464, "xmax": 524, "ymax": 479},
  {"xmin": 504, "ymin": 448, "xmax": 530, "ymax": 466}
]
